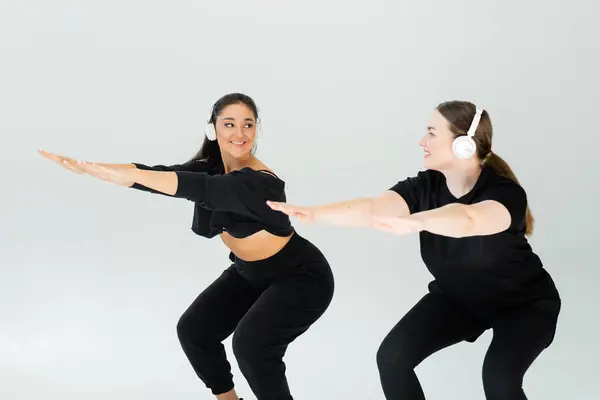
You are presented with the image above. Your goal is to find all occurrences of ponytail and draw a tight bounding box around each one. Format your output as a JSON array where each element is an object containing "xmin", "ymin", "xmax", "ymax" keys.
[{"xmin": 484, "ymin": 152, "xmax": 534, "ymax": 236}]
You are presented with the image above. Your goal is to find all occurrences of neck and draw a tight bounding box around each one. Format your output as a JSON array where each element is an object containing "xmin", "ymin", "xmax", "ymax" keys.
[
  {"xmin": 441, "ymin": 161, "xmax": 483, "ymax": 198},
  {"xmin": 221, "ymin": 151, "xmax": 255, "ymax": 173}
]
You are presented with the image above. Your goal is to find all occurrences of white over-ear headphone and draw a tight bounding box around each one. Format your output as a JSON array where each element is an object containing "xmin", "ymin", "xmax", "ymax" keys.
[
  {"xmin": 205, "ymin": 112, "xmax": 217, "ymax": 141},
  {"xmin": 452, "ymin": 107, "xmax": 484, "ymax": 159}
]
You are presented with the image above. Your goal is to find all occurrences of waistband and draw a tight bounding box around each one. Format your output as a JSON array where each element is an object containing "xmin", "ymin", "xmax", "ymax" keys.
[{"xmin": 232, "ymin": 231, "xmax": 323, "ymax": 268}]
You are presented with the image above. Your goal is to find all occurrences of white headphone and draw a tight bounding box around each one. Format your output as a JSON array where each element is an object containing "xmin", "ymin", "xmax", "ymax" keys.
[
  {"xmin": 205, "ymin": 113, "xmax": 217, "ymax": 141},
  {"xmin": 452, "ymin": 106, "xmax": 484, "ymax": 159},
  {"xmin": 205, "ymin": 113, "xmax": 263, "ymax": 141}
]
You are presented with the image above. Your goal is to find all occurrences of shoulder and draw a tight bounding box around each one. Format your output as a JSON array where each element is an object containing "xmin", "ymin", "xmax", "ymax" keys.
[
  {"xmin": 473, "ymin": 168, "xmax": 528, "ymax": 227},
  {"xmin": 225, "ymin": 167, "xmax": 285, "ymax": 189},
  {"xmin": 387, "ymin": 169, "xmax": 442, "ymax": 213},
  {"xmin": 220, "ymin": 167, "xmax": 286, "ymax": 202},
  {"xmin": 478, "ymin": 168, "xmax": 527, "ymax": 200},
  {"xmin": 389, "ymin": 169, "xmax": 442, "ymax": 192}
]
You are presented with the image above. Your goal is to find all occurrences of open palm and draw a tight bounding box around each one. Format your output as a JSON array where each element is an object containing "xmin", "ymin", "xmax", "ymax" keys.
[
  {"xmin": 39, "ymin": 148, "xmax": 134, "ymax": 186},
  {"xmin": 266, "ymin": 201, "xmax": 315, "ymax": 224}
]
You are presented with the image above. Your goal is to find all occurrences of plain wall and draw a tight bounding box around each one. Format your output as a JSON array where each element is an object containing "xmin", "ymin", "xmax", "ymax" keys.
[{"xmin": 1, "ymin": 0, "xmax": 598, "ymax": 399}]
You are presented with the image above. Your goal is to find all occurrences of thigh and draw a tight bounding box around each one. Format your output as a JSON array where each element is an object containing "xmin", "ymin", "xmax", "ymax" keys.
[
  {"xmin": 483, "ymin": 302, "xmax": 560, "ymax": 381},
  {"xmin": 233, "ymin": 264, "xmax": 335, "ymax": 349},
  {"xmin": 378, "ymin": 292, "xmax": 487, "ymax": 368},
  {"xmin": 178, "ymin": 265, "xmax": 261, "ymax": 341}
]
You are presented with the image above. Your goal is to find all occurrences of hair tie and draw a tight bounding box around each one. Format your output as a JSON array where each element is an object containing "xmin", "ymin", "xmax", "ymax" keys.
[{"xmin": 483, "ymin": 151, "xmax": 493, "ymax": 163}]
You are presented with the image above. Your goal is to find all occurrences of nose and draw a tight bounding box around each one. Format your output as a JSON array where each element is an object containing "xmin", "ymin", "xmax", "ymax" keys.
[
  {"xmin": 232, "ymin": 125, "xmax": 245, "ymax": 138},
  {"xmin": 418, "ymin": 135, "xmax": 427, "ymax": 147}
]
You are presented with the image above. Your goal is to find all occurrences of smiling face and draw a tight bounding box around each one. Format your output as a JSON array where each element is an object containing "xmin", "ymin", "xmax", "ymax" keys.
[
  {"xmin": 213, "ymin": 103, "xmax": 258, "ymax": 159},
  {"xmin": 418, "ymin": 109, "xmax": 458, "ymax": 171}
]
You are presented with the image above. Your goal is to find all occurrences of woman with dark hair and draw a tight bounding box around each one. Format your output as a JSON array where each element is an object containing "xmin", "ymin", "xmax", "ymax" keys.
[
  {"xmin": 268, "ymin": 100, "xmax": 561, "ymax": 400},
  {"xmin": 39, "ymin": 93, "xmax": 335, "ymax": 400}
]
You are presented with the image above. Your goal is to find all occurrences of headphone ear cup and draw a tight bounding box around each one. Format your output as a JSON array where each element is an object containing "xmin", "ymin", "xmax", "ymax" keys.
[
  {"xmin": 205, "ymin": 122, "xmax": 216, "ymax": 141},
  {"xmin": 256, "ymin": 119, "xmax": 263, "ymax": 138},
  {"xmin": 452, "ymin": 136, "xmax": 476, "ymax": 159}
]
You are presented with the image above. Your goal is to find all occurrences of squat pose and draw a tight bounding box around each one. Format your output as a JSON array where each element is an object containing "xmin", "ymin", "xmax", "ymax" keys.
[
  {"xmin": 40, "ymin": 93, "xmax": 335, "ymax": 400},
  {"xmin": 268, "ymin": 100, "xmax": 560, "ymax": 400}
]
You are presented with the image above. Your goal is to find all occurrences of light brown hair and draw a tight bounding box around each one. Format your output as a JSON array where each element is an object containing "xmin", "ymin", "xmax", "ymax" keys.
[{"xmin": 436, "ymin": 100, "xmax": 534, "ymax": 235}]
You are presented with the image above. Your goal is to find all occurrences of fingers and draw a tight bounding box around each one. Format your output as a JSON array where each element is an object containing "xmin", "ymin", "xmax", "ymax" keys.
[
  {"xmin": 373, "ymin": 215, "xmax": 396, "ymax": 223},
  {"xmin": 266, "ymin": 200, "xmax": 283, "ymax": 210},
  {"xmin": 39, "ymin": 148, "xmax": 87, "ymax": 174},
  {"xmin": 62, "ymin": 159, "xmax": 85, "ymax": 174},
  {"xmin": 373, "ymin": 221, "xmax": 394, "ymax": 231},
  {"xmin": 38, "ymin": 148, "xmax": 62, "ymax": 163},
  {"xmin": 266, "ymin": 201, "xmax": 314, "ymax": 223},
  {"xmin": 267, "ymin": 201, "xmax": 294, "ymax": 213},
  {"xmin": 74, "ymin": 161, "xmax": 107, "ymax": 180}
]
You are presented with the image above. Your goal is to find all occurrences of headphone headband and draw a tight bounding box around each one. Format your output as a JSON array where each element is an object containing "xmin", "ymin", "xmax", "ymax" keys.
[
  {"xmin": 451, "ymin": 105, "xmax": 484, "ymax": 159},
  {"xmin": 466, "ymin": 107, "xmax": 483, "ymax": 138}
]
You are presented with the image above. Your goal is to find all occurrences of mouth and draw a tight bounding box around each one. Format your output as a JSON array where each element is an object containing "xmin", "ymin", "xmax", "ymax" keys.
[
  {"xmin": 424, "ymin": 150, "xmax": 431, "ymax": 158},
  {"xmin": 230, "ymin": 140, "xmax": 247, "ymax": 148}
]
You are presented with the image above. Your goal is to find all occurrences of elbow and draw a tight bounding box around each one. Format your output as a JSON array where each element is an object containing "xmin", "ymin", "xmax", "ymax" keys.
[
  {"xmin": 172, "ymin": 171, "xmax": 206, "ymax": 201},
  {"xmin": 457, "ymin": 205, "xmax": 477, "ymax": 238}
]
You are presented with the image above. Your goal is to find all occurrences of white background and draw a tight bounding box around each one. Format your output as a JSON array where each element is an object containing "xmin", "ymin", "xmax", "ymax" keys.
[{"xmin": 1, "ymin": 0, "xmax": 598, "ymax": 399}]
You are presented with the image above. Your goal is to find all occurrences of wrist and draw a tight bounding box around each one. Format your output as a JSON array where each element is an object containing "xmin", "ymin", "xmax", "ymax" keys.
[
  {"xmin": 407, "ymin": 213, "xmax": 427, "ymax": 232},
  {"xmin": 310, "ymin": 206, "xmax": 322, "ymax": 222}
]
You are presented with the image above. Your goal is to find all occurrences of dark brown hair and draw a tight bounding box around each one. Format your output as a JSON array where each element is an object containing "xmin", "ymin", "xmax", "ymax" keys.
[
  {"xmin": 436, "ymin": 100, "xmax": 534, "ymax": 235},
  {"xmin": 189, "ymin": 93, "xmax": 259, "ymax": 168}
]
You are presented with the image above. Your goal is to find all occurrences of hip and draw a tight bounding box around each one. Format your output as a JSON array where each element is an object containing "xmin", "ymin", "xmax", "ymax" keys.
[{"xmin": 230, "ymin": 232, "xmax": 334, "ymax": 288}]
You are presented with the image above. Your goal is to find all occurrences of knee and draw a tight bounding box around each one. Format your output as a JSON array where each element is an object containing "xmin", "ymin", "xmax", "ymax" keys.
[
  {"xmin": 176, "ymin": 311, "xmax": 206, "ymax": 346},
  {"xmin": 176, "ymin": 312, "xmax": 192, "ymax": 342},
  {"xmin": 232, "ymin": 329, "xmax": 261, "ymax": 365},
  {"xmin": 482, "ymin": 363, "xmax": 523, "ymax": 400},
  {"xmin": 376, "ymin": 336, "xmax": 418, "ymax": 373}
]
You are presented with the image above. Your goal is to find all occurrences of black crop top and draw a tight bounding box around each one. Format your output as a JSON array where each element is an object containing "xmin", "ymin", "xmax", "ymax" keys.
[
  {"xmin": 389, "ymin": 166, "xmax": 559, "ymax": 317},
  {"xmin": 129, "ymin": 159, "xmax": 294, "ymax": 239}
]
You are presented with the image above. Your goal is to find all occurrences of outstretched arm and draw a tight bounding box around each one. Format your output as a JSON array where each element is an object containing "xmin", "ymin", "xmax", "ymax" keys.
[
  {"xmin": 77, "ymin": 162, "xmax": 275, "ymax": 219},
  {"xmin": 38, "ymin": 149, "xmax": 137, "ymax": 175},
  {"xmin": 268, "ymin": 172, "xmax": 426, "ymax": 228},
  {"xmin": 122, "ymin": 168, "xmax": 179, "ymax": 195},
  {"xmin": 376, "ymin": 182, "xmax": 526, "ymax": 238},
  {"xmin": 267, "ymin": 190, "xmax": 410, "ymax": 228},
  {"xmin": 402, "ymin": 202, "xmax": 511, "ymax": 238}
]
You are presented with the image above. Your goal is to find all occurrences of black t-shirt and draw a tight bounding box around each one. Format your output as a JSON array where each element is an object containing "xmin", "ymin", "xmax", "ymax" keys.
[
  {"xmin": 389, "ymin": 166, "xmax": 559, "ymax": 318},
  {"xmin": 130, "ymin": 159, "xmax": 294, "ymax": 239}
]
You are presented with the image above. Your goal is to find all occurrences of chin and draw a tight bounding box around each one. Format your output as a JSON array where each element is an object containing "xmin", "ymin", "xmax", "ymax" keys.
[
  {"xmin": 228, "ymin": 148, "xmax": 253, "ymax": 159},
  {"xmin": 423, "ymin": 158, "xmax": 444, "ymax": 171},
  {"xmin": 423, "ymin": 158, "xmax": 435, "ymax": 170}
]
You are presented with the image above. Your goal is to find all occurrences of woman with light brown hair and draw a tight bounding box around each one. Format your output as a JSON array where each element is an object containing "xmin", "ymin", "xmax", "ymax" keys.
[{"xmin": 268, "ymin": 100, "xmax": 561, "ymax": 400}]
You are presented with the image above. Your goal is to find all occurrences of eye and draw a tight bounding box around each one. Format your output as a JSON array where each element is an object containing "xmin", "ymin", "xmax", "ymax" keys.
[
  {"xmin": 224, "ymin": 123, "xmax": 234, "ymax": 128},
  {"xmin": 245, "ymin": 123, "xmax": 254, "ymax": 128},
  {"xmin": 428, "ymin": 131, "xmax": 435, "ymax": 137}
]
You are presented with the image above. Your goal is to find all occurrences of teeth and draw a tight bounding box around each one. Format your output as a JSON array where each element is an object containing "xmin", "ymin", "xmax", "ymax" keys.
[{"xmin": 232, "ymin": 141, "xmax": 244, "ymax": 145}]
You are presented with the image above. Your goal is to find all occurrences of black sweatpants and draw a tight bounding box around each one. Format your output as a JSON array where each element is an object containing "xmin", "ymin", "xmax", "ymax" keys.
[
  {"xmin": 376, "ymin": 292, "xmax": 560, "ymax": 400},
  {"xmin": 176, "ymin": 233, "xmax": 334, "ymax": 400}
]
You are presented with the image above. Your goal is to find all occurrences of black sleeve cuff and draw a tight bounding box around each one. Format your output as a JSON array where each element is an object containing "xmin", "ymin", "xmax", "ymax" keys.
[{"xmin": 174, "ymin": 171, "xmax": 209, "ymax": 203}]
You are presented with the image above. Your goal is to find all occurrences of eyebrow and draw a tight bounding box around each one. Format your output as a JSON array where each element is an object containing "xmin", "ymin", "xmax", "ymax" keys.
[
  {"xmin": 427, "ymin": 126, "xmax": 436, "ymax": 130},
  {"xmin": 222, "ymin": 117, "xmax": 255, "ymax": 122}
]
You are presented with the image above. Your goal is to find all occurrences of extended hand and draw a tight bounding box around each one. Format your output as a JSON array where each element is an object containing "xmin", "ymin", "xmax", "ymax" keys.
[
  {"xmin": 266, "ymin": 201, "xmax": 315, "ymax": 224},
  {"xmin": 74, "ymin": 161, "xmax": 135, "ymax": 186},
  {"xmin": 373, "ymin": 215, "xmax": 425, "ymax": 236},
  {"xmin": 38, "ymin": 148, "xmax": 86, "ymax": 174}
]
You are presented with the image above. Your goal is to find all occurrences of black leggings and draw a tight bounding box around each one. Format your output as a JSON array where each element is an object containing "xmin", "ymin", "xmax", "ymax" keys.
[
  {"xmin": 376, "ymin": 292, "xmax": 560, "ymax": 400},
  {"xmin": 176, "ymin": 233, "xmax": 334, "ymax": 400}
]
